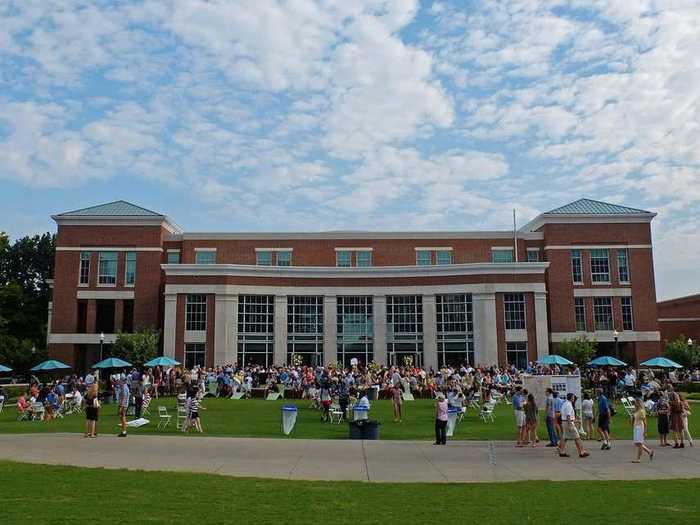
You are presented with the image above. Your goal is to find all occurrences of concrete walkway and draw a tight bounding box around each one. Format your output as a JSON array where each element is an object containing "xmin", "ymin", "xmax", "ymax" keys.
[{"xmin": 1, "ymin": 434, "xmax": 699, "ymax": 482}]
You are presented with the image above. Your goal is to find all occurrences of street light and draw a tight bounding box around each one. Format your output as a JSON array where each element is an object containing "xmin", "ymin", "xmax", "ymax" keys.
[
  {"xmin": 613, "ymin": 329, "xmax": 619, "ymax": 358},
  {"xmin": 688, "ymin": 338, "xmax": 694, "ymax": 347},
  {"xmin": 99, "ymin": 332, "xmax": 105, "ymax": 362}
]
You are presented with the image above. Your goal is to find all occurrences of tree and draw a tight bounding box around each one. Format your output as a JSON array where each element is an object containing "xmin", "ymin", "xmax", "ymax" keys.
[
  {"xmin": 664, "ymin": 336, "xmax": 699, "ymax": 369},
  {"xmin": 0, "ymin": 334, "xmax": 48, "ymax": 376},
  {"xmin": 557, "ymin": 336, "xmax": 598, "ymax": 365},
  {"xmin": 111, "ymin": 329, "xmax": 160, "ymax": 368}
]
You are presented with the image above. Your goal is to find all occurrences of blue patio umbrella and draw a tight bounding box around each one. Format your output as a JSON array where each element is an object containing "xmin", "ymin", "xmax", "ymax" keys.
[
  {"xmin": 93, "ymin": 357, "xmax": 132, "ymax": 369},
  {"xmin": 538, "ymin": 355, "xmax": 574, "ymax": 366},
  {"xmin": 587, "ymin": 355, "xmax": 627, "ymax": 367},
  {"xmin": 640, "ymin": 357, "xmax": 683, "ymax": 369},
  {"xmin": 0, "ymin": 364, "xmax": 12, "ymax": 372},
  {"xmin": 30, "ymin": 359, "xmax": 71, "ymax": 371},
  {"xmin": 144, "ymin": 356, "xmax": 181, "ymax": 367}
]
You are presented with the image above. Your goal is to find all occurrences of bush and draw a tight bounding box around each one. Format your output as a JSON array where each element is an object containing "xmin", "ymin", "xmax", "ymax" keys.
[
  {"xmin": 111, "ymin": 328, "xmax": 159, "ymax": 368},
  {"xmin": 557, "ymin": 336, "xmax": 597, "ymax": 365},
  {"xmin": 664, "ymin": 336, "xmax": 700, "ymax": 369}
]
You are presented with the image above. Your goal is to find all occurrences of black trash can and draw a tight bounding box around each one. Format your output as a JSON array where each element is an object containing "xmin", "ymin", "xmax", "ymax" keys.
[
  {"xmin": 349, "ymin": 420, "xmax": 364, "ymax": 439},
  {"xmin": 364, "ymin": 420, "xmax": 381, "ymax": 440}
]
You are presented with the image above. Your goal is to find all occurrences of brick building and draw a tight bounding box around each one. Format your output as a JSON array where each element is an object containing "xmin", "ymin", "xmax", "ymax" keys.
[
  {"xmin": 47, "ymin": 198, "xmax": 662, "ymax": 372},
  {"xmin": 658, "ymin": 294, "xmax": 700, "ymax": 348}
]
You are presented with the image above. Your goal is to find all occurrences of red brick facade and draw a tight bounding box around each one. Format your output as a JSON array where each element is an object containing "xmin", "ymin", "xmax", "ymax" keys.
[
  {"xmin": 658, "ymin": 294, "xmax": 700, "ymax": 348},
  {"xmin": 48, "ymin": 200, "xmax": 665, "ymax": 371}
]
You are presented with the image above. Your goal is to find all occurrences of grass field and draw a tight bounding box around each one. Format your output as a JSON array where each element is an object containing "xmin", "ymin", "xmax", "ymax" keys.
[
  {"xmin": 2, "ymin": 460, "xmax": 699, "ymax": 524},
  {"xmin": 1, "ymin": 397, "xmax": 697, "ymax": 441}
]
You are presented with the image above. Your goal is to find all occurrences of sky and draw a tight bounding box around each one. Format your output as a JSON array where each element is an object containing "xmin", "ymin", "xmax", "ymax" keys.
[{"xmin": 0, "ymin": 0, "xmax": 698, "ymax": 300}]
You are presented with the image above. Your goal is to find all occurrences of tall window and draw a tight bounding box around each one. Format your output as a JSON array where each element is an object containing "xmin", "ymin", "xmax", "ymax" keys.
[
  {"xmin": 238, "ymin": 295, "xmax": 274, "ymax": 366},
  {"xmin": 590, "ymin": 249, "xmax": 610, "ymax": 283},
  {"xmin": 184, "ymin": 343, "xmax": 206, "ymax": 369},
  {"xmin": 98, "ymin": 251, "xmax": 117, "ymax": 285},
  {"xmin": 436, "ymin": 294, "xmax": 474, "ymax": 367},
  {"xmin": 185, "ymin": 294, "xmax": 207, "ymax": 331},
  {"xmin": 125, "ymin": 251, "xmax": 136, "ymax": 286},
  {"xmin": 617, "ymin": 249, "xmax": 630, "ymax": 283},
  {"xmin": 571, "ymin": 249, "xmax": 582, "ymax": 284},
  {"xmin": 167, "ymin": 250, "xmax": 180, "ymax": 264},
  {"xmin": 621, "ymin": 297, "xmax": 634, "ymax": 331},
  {"xmin": 574, "ymin": 297, "xmax": 586, "ymax": 332},
  {"xmin": 593, "ymin": 297, "xmax": 613, "ymax": 331},
  {"xmin": 195, "ymin": 250, "xmax": 216, "ymax": 264},
  {"xmin": 337, "ymin": 296, "xmax": 373, "ymax": 367},
  {"xmin": 287, "ymin": 296, "xmax": 323, "ymax": 366},
  {"xmin": 436, "ymin": 249, "xmax": 453, "ymax": 265},
  {"xmin": 491, "ymin": 248, "xmax": 514, "ymax": 263},
  {"xmin": 506, "ymin": 342, "xmax": 528, "ymax": 370},
  {"xmin": 504, "ymin": 293, "xmax": 526, "ymax": 330},
  {"xmin": 527, "ymin": 249, "xmax": 540, "ymax": 262},
  {"xmin": 387, "ymin": 295, "xmax": 423, "ymax": 367},
  {"xmin": 416, "ymin": 250, "xmax": 432, "ymax": 266},
  {"xmin": 336, "ymin": 251, "xmax": 352, "ymax": 267},
  {"xmin": 79, "ymin": 251, "xmax": 91, "ymax": 285}
]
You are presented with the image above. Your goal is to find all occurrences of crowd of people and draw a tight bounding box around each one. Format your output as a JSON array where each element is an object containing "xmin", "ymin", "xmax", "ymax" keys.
[{"xmin": 7, "ymin": 359, "xmax": 698, "ymax": 459}]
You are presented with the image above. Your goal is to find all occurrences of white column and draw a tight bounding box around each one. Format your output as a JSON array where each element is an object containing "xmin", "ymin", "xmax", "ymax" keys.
[
  {"xmin": 215, "ymin": 295, "xmax": 238, "ymax": 366},
  {"xmin": 163, "ymin": 294, "xmax": 177, "ymax": 359},
  {"xmin": 473, "ymin": 292, "xmax": 497, "ymax": 367},
  {"xmin": 422, "ymin": 294, "xmax": 438, "ymax": 370},
  {"xmin": 534, "ymin": 291, "xmax": 549, "ymax": 359},
  {"xmin": 323, "ymin": 296, "xmax": 338, "ymax": 365},
  {"xmin": 373, "ymin": 295, "xmax": 387, "ymax": 366},
  {"xmin": 273, "ymin": 295, "xmax": 288, "ymax": 365}
]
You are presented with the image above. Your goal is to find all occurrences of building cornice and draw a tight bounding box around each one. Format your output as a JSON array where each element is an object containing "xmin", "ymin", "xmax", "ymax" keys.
[
  {"xmin": 166, "ymin": 231, "xmax": 545, "ymax": 241},
  {"xmin": 162, "ymin": 262, "xmax": 549, "ymax": 279},
  {"xmin": 52, "ymin": 215, "xmax": 182, "ymax": 234},
  {"xmin": 522, "ymin": 213, "xmax": 655, "ymax": 233}
]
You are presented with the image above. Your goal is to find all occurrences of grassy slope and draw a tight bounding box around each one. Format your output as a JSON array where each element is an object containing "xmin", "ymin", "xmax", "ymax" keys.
[
  {"xmin": 2, "ymin": 461, "xmax": 699, "ymax": 524},
  {"xmin": 1, "ymin": 397, "xmax": 696, "ymax": 441}
]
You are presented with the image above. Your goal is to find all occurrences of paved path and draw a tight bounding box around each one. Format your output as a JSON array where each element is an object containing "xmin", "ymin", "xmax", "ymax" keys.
[{"xmin": 1, "ymin": 434, "xmax": 699, "ymax": 482}]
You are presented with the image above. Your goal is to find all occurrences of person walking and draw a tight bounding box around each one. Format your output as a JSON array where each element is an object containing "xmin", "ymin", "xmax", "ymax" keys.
[
  {"xmin": 670, "ymin": 392, "xmax": 685, "ymax": 448},
  {"xmin": 680, "ymin": 394, "xmax": 694, "ymax": 447},
  {"xmin": 391, "ymin": 384, "xmax": 403, "ymax": 423},
  {"xmin": 656, "ymin": 392, "xmax": 671, "ymax": 447},
  {"xmin": 581, "ymin": 392, "xmax": 594, "ymax": 440},
  {"xmin": 632, "ymin": 398, "xmax": 654, "ymax": 463},
  {"xmin": 544, "ymin": 388, "xmax": 558, "ymax": 447},
  {"xmin": 84, "ymin": 383, "xmax": 99, "ymax": 438},
  {"xmin": 434, "ymin": 393, "xmax": 448, "ymax": 445},
  {"xmin": 559, "ymin": 393, "xmax": 589, "ymax": 458},
  {"xmin": 134, "ymin": 377, "xmax": 145, "ymax": 419},
  {"xmin": 512, "ymin": 387, "xmax": 526, "ymax": 447},
  {"xmin": 596, "ymin": 388, "xmax": 612, "ymax": 450},
  {"xmin": 117, "ymin": 378, "xmax": 130, "ymax": 437},
  {"xmin": 524, "ymin": 393, "xmax": 539, "ymax": 447}
]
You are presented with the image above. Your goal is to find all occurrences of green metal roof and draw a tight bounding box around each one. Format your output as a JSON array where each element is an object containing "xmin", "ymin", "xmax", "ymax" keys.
[
  {"xmin": 56, "ymin": 201, "xmax": 163, "ymax": 217},
  {"xmin": 545, "ymin": 198, "xmax": 652, "ymax": 215}
]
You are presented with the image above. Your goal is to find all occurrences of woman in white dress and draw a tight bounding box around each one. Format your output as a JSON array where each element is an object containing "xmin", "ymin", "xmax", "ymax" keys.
[{"xmin": 632, "ymin": 398, "xmax": 654, "ymax": 463}]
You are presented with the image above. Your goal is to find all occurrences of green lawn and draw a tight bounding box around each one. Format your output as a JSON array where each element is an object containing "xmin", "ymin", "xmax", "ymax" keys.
[
  {"xmin": 2, "ymin": 460, "xmax": 699, "ymax": 524},
  {"xmin": 2, "ymin": 397, "xmax": 696, "ymax": 441}
]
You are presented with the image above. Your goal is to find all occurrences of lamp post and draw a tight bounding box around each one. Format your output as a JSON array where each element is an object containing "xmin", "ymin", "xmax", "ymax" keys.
[
  {"xmin": 688, "ymin": 338, "xmax": 694, "ymax": 348},
  {"xmin": 99, "ymin": 332, "xmax": 105, "ymax": 362},
  {"xmin": 613, "ymin": 329, "xmax": 619, "ymax": 359}
]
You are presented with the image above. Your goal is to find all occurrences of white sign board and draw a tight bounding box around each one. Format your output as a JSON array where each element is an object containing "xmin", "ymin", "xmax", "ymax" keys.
[{"xmin": 521, "ymin": 374, "xmax": 582, "ymax": 409}]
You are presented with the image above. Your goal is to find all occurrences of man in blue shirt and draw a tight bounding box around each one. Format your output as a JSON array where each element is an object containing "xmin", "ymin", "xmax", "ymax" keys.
[
  {"xmin": 596, "ymin": 388, "xmax": 611, "ymax": 450},
  {"xmin": 512, "ymin": 387, "xmax": 526, "ymax": 446},
  {"xmin": 117, "ymin": 378, "xmax": 130, "ymax": 437}
]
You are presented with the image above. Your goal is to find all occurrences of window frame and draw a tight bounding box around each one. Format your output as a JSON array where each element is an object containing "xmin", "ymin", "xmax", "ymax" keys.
[
  {"xmin": 124, "ymin": 251, "xmax": 136, "ymax": 286},
  {"xmin": 435, "ymin": 249, "xmax": 453, "ymax": 265},
  {"xmin": 185, "ymin": 294, "xmax": 207, "ymax": 331},
  {"xmin": 97, "ymin": 251, "xmax": 118, "ymax": 286},
  {"xmin": 491, "ymin": 248, "xmax": 514, "ymax": 263},
  {"xmin": 506, "ymin": 341, "xmax": 528, "ymax": 370},
  {"xmin": 184, "ymin": 343, "xmax": 206, "ymax": 369},
  {"xmin": 355, "ymin": 250, "xmax": 372, "ymax": 267},
  {"xmin": 574, "ymin": 297, "xmax": 586, "ymax": 332},
  {"xmin": 621, "ymin": 296, "xmax": 634, "ymax": 331},
  {"xmin": 79, "ymin": 251, "xmax": 91, "ymax": 286},
  {"xmin": 571, "ymin": 249, "xmax": 583, "ymax": 284},
  {"xmin": 590, "ymin": 248, "xmax": 610, "ymax": 283},
  {"xmin": 503, "ymin": 293, "xmax": 526, "ymax": 330},
  {"xmin": 415, "ymin": 250, "xmax": 432, "ymax": 266},
  {"xmin": 166, "ymin": 250, "xmax": 180, "ymax": 264},
  {"xmin": 526, "ymin": 249, "xmax": 540, "ymax": 262},
  {"xmin": 195, "ymin": 249, "xmax": 217, "ymax": 265},
  {"xmin": 617, "ymin": 248, "xmax": 630, "ymax": 283},
  {"xmin": 336, "ymin": 251, "xmax": 352, "ymax": 267},
  {"xmin": 593, "ymin": 297, "xmax": 614, "ymax": 331},
  {"xmin": 276, "ymin": 250, "xmax": 292, "ymax": 267}
]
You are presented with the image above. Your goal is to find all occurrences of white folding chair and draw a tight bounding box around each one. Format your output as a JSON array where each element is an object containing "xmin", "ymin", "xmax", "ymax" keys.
[
  {"xmin": 480, "ymin": 401, "xmax": 496, "ymax": 423},
  {"xmin": 32, "ymin": 402, "xmax": 45, "ymax": 421},
  {"xmin": 156, "ymin": 406, "xmax": 172, "ymax": 430},
  {"xmin": 329, "ymin": 404, "xmax": 344, "ymax": 424}
]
